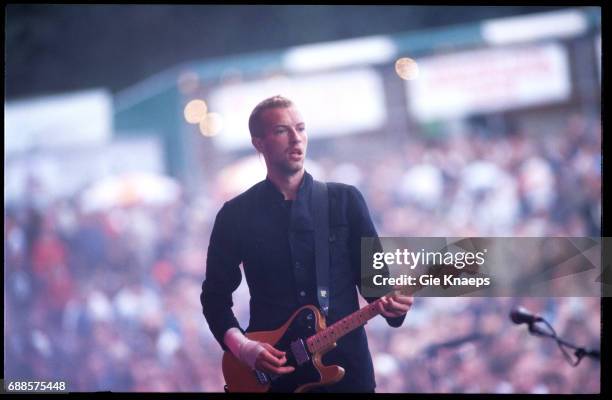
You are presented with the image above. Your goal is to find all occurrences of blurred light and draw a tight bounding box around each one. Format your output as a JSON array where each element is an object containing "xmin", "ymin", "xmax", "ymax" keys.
[
  {"xmin": 284, "ymin": 36, "xmax": 396, "ymax": 73},
  {"xmin": 214, "ymin": 155, "xmax": 269, "ymax": 199},
  {"xmin": 184, "ymin": 99, "xmax": 208, "ymax": 124},
  {"xmin": 373, "ymin": 353, "xmax": 398, "ymax": 376},
  {"xmin": 5, "ymin": 89, "xmax": 112, "ymax": 155},
  {"xmin": 395, "ymin": 57, "xmax": 419, "ymax": 80},
  {"xmin": 330, "ymin": 163, "xmax": 363, "ymax": 187},
  {"xmin": 31, "ymin": 330, "xmax": 52, "ymax": 357},
  {"xmin": 265, "ymin": 72, "xmax": 291, "ymax": 86},
  {"xmin": 157, "ymin": 328, "xmax": 181, "ymax": 358},
  {"xmin": 400, "ymin": 164, "xmax": 443, "ymax": 207},
  {"xmin": 177, "ymin": 71, "xmax": 200, "ymax": 95},
  {"xmin": 199, "ymin": 112, "xmax": 224, "ymax": 137},
  {"xmin": 219, "ymin": 67, "xmax": 243, "ymax": 86},
  {"xmin": 87, "ymin": 290, "xmax": 114, "ymax": 321},
  {"xmin": 482, "ymin": 9, "xmax": 587, "ymax": 45}
]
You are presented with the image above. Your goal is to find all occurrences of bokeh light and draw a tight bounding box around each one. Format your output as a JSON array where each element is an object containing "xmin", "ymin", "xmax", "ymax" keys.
[
  {"xmin": 395, "ymin": 57, "xmax": 420, "ymax": 80},
  {"xmin": 199, "ymin": 112, "xmax": 224, "ymax": 136},
  {"xmin": 177, "ymin": 71, "xmax": 200, "ymax": 95},
  {"xmin": 183, "ymin": 99, "xmax": 208, "ymax": 124}
]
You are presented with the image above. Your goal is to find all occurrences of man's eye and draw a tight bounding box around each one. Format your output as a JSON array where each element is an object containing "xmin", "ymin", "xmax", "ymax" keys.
[{"xmin": 275, "ymin": 128, "xmax": 287, "ymax": 134}]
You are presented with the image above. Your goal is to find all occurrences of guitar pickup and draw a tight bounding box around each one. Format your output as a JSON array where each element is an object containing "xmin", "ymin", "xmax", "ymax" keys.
[{"xmin": 290, "ymin": 339, "xmax": 310, "ymax": 366}]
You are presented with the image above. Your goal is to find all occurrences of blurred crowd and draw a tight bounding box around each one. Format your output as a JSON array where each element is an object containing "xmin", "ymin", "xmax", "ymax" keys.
[{"xmin": 4, "ymin": 111, "xmax": 601, "ymax": 393}]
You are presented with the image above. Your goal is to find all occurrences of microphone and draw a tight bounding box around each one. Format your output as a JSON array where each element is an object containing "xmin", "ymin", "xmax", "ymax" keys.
[
  {"xmin": 509, "ymin": 306, "xmax": 543, "ymax": 325},
  {"xmin": 509, "ymin": 306, "xmax": 600, "ymax": 366}
]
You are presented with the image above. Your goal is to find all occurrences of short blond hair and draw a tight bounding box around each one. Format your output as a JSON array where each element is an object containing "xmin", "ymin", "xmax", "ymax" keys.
[{"xmin": 248, "ymin": 95, "xmax": 294, "ymax": 138}]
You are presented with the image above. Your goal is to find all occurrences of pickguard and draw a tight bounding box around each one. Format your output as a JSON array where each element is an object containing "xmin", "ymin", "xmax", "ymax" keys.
[{"xmin": 262, "ymin": 308, "xmax": 321, "ymax": 392}]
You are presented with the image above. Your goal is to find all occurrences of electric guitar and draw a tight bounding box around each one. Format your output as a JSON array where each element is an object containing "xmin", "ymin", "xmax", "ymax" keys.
[
  {"xmin": 222, "ymin": 290, "xmax": 407, "ymax": 393},
  {"xmin": 222, "ymin": 261, "xmax": 483, "ymax": 392}
]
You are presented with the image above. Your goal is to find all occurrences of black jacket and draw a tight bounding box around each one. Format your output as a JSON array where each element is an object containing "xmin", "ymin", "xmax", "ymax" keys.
[{"xmin": 201, "ymin": 171, "xmax": 405, "ymax": 392}]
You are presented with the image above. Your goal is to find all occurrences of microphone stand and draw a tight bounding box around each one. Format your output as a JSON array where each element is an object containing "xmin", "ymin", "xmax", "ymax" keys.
[{"xmin": 526, "ymin": 318, "xmax": 600, "ymax": 366}]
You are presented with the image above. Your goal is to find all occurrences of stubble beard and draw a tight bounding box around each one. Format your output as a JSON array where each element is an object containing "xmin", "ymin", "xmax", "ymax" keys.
[
  {"xmin": 279, "ymin": 159, "xmax": 304, "ymax": 176},
  {"xmin": 272, "ymin": 154, "xmax": 304, "ymax": 177}
]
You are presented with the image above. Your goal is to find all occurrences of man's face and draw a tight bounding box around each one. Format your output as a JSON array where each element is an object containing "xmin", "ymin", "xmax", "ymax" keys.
[{"xmin": 253, "ymin": 106, "xmax": 308, "ymax": 176}]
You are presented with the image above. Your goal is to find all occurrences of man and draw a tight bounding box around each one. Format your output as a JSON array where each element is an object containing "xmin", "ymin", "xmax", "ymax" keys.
[{"xmin": 201, "ymin": 95, "xmax": 413, "ymax": 392}]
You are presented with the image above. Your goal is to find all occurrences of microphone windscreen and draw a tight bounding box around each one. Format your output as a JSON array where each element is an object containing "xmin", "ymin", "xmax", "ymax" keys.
[{"xmin": 509, "ymin": 306, "xmax": 534, "ymax": 324}]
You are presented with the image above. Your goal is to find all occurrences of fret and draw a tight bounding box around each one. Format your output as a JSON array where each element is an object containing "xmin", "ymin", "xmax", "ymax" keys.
[{"xmin": 308, "ymin": 296, "xmax": 388, "ymax": 353}]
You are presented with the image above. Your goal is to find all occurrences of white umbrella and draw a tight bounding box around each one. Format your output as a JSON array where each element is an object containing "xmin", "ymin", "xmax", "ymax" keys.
[{"xmin": 80, "ymin": 172, "xmax": 181, "ymax": 212}]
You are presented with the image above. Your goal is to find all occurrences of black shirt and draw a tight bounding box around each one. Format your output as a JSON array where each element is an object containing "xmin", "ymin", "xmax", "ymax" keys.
[{"xmin": 201, "ymin": 171, "xmax": 405, "ymax": 391}]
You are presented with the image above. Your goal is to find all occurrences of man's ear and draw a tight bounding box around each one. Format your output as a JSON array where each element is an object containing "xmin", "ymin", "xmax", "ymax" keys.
[{"xmin": 252, "ymin": 136, "xmax": 263, "ymax": 153}]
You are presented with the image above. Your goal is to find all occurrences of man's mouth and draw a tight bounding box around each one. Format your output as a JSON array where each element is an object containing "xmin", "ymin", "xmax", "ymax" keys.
[{"xmin": 288, "ymin": 149, "xmax": 303, "ymax": 156}]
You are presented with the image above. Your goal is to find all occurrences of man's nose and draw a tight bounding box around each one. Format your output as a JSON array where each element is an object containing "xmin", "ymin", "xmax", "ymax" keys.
[{"xmin": 288, "ymin": 128, "xmax": 302, "ymax": 143}]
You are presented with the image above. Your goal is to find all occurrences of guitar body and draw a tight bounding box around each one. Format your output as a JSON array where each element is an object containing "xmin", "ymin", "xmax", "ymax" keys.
[{"xmin": 222, "ymin": 305, "xmax": 345, "ymax": 392}]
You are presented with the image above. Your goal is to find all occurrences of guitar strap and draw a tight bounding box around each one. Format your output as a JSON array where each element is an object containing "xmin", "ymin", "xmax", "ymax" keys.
[{"xmin": 312, "ymin": 180, "xmax": 330, "ymax": 317}]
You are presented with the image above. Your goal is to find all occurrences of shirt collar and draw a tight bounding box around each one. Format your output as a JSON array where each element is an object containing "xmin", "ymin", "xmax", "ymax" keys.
[
  {"xmin": 263, "ymin": 171, "xmax": 313, "ymax": 203},
  {"xmin": 261, "ymin": 171, "xmax": 314, "ymax": 231}
]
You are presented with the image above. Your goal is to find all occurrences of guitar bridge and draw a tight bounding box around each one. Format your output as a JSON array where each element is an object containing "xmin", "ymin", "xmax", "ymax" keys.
[{"xmin": 290, "ymin": 339, "xmax": 310, "ymax": 366}]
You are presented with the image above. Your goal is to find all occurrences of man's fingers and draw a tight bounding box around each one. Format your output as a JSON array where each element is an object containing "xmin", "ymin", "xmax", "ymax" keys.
[
  {"xmin": 262, "ymin": 343, "xmax": 286, "ymax": 358},
  {"xmin": 256, "ymin": 343, "xmax": 293, "ymax": 370},
  {"xmin": 378, "ymin": 296, "xmax": 412, "ymax": 317},
  {"xmin": 255, "ymin": 348, "xmax": 295, "ymax": 375},
  {"xmin": 255, "ymin": 343, "xmax": 295, "ymax": 375},
  {"xmin": 394, "ymin": 294, "xmax": 414, "ymax": 306},
  {"xmin": 387, "ymin": 297, "xmax": 411, "ymax": 312},
  {"xmin": 260, "ymin": 360, "xmax": 295, "ymax": 375},
  {"xmin": 378, "ymin": 299, "xmax": 396, "ymax": 317},
  {"xmin": 377, "ymin": 298, "xmax": 387, "ymax": 314},
  {"xmin": 260, "ymin": 350, "xmax": 286, "ymax": 367}
]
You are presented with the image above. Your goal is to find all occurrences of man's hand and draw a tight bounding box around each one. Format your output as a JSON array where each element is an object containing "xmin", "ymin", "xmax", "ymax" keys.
[
  {"xmin": 254, "ymin": 343, "xmax": 295, "ymax": 375},
  {"xmin": 224, "ymin": 328, "xmax": 295, "ymax": 374},
  {"xmin": 377, "ymin": 292, "xmax": 414, "ymax": 318}
]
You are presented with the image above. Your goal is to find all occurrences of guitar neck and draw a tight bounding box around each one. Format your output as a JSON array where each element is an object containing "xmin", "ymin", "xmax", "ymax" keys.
[{"xmin": 305, "ymin": 296, "xmax": 385, "ymax": 353}]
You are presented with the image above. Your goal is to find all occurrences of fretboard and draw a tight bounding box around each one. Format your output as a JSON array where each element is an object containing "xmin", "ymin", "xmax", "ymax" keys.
[{"xmin": 305, "ymin": 298, "xmax": 383, "ymax": 353}]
